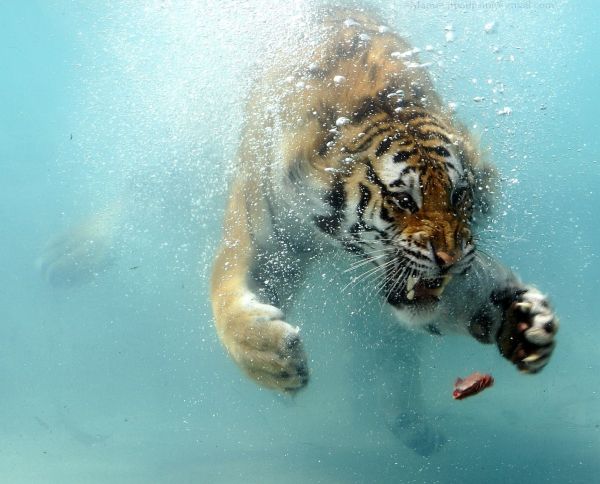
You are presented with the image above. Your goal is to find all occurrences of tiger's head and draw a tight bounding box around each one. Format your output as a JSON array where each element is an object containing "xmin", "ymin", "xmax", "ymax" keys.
[{"xmin": 316, "ymin": 106, "xmax": 492, "ymax": 318}]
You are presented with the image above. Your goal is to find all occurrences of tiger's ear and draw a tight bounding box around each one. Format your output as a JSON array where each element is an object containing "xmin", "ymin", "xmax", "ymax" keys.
[
  {"xmin": 456, "ymin": 128, "xmax": 498, "ymax": 218},
  {"xmin": 472, "ymin": 157, "xmax": 497, "ymax": 217}
]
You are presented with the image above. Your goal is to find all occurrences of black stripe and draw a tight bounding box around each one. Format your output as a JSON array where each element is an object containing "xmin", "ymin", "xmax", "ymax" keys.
[
  {"xmin": 406, "ymin": 115, "xmax": 441, "ymax": 126},
  {"xmin": 313, "ymin": 179, "xmax": 346, "ymax": 236},
  {"xmin": 353, "ymin": 95, "xmax": 398, "ymax": 124},
  {"xmin": 414, "ymin": 125, "xmax": 452, "ymax": 140},
  {"xmin": 348, "ymin": 126, "xmax": 395, "ymax": 154},
  {"xmin": 365, "ymin": 161, "xmax": 391, "ymax": 196},
  {"xmin": 342, "ymin": 241, "xmax": 363, "ymax": 254},
  {"xmin": 424, "ymin": 145, "xmax": 451, "ymax": 157},
  {"xmin": 398, "ymin": 109, "xmax": 432, "ymax": 123},
  {"xmin": 326, "ymin": 178, "xmax": 346, "ymax": 212},
  {"xmin": 403, "ymin": 259, "xmax": 431, "ymax": 272},
  {"xmin": 357, "ymin": 183, "xmax": 372, "ymax": 216},
  {"xmin": 409, "ymin": 121, "xmax": 447, "ymax": 134},
  {"xmin": 368, "ymin": 64, "xmax": 378, "ymax": 82},
  {"xmin": 375, "ymin": 132, "xmax": 404, "ymax": 157},
  {"xmin": 422, "ymin": 131, "xmax": 452, "ymax": 144},
  {"xmin": 404, "ymin": 116, "xmax": 435, "ymax": 128},
  {"xmin": 349, "ymin": 222, "xmax": 386, "ymax": 238},
  {"xmin": 314, "ymin": 214, "xmax": 338, "ymax": 235},
  {"xmin": 352, "ymin": 98, "xmax": 380, "ymax": 124},
  {"xmin": 393, "ymin": 150, "xmax": 413, "ymax": 163},
  {"xmin": 389, "ymin": 166, "xmax": 415, "ymax": 188},
  {"xmin": 356, "ymin": 122, "xmax": 391, "ymax": 141},
  {"xmin": 379, "ymin": 203, "xmax": 394, "ymax": 223},
  {"xmin": 375, "ymin": 137, "xmax": 394, "ymax": 157},
  {"xmin": 317, "ymin": 131, "xmax": 337, "ymax": 157},
  {"xmin": 403, "ymin": 247, "xmax": 431, "ymax": 262}
]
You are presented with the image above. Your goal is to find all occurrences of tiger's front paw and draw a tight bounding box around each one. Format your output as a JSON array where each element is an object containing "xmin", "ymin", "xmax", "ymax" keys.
[
  {"xmin": 497, "ymin": 287, "xmax": 558, "ymax": 373},
  {"xmin": 223, "ymin": 312, "xmax": 310, "ymax": 393}
]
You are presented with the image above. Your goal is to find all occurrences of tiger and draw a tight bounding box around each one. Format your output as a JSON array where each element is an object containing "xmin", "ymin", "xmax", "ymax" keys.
[{"xmin": 210, "ymin": 8, "xmax": 558, "ymax": 453}]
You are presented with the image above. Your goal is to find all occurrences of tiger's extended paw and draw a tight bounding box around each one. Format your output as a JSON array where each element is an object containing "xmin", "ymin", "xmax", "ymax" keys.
[
  {"xmin": 222, "ymin": 309, "xmax": 309, "ymax": 393},
  {"xmin": 497, "ymin": 287, "xmax": 558, "ymax": 373}
]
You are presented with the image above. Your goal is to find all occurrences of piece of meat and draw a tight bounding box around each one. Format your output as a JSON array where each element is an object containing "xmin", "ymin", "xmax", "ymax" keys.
[{"xmin": 452, "ymin": 372, "xmax": 494, "ymax": 400}]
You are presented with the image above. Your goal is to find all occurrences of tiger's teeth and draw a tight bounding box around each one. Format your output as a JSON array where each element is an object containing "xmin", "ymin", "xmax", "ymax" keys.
[
  {"xmin": 422, "ymin": 275, "xmax": 454, "ymax": 298},
  {"xmin": 407, "ymin": 275, "xmax": 419, "ymax": 292},
  {"xmin": 522, "ymin": 353, "xmax": 542, "ymax": 363},
  {"xmin": 515, "ymin": 302, "xmax": 532, "ymax": 312},
  {"xmin": 432, "ymin": 274, "xmax": 453, "ymax": 297},
  {"xmin": 407, "ymin": 289, "xmax": 415, "ymax": 300}
]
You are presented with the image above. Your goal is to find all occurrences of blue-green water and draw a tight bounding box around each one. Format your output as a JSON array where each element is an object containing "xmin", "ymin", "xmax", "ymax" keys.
[{"xmin": 1, "ymin": 1, "xmax": 599, "ymax": 482}]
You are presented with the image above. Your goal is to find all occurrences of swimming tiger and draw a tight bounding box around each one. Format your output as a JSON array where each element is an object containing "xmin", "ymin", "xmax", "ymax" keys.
[
  {"xmin": 210, "ymin": 8, "xmax": 558, "ymax": 449},
  {"xmin": 37, "ymin": 6, "xmax": 559, "ymax": 456}
]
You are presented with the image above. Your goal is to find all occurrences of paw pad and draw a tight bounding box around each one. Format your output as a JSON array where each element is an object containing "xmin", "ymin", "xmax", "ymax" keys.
[{"xmin": 498, "ymin": 286, "xmax": 558, "ymax": 373}]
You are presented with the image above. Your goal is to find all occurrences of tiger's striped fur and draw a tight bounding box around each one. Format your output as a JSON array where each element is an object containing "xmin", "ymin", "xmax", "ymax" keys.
[{"xmin": 210, "ymin": 9, "xmax": 557, "ymax": 397}]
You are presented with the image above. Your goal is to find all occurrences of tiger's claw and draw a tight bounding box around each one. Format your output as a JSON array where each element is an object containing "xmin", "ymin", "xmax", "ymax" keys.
[{"xmin": 498, "ymin": 286, "xmax": 558, "ymax": 373}]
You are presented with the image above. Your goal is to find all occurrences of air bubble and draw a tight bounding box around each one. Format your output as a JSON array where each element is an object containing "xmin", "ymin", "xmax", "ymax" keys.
[
  {"xmin": 484, "ymin": 21, "xmax": 496, "ymax": 33},
  {"xmin": 391, "ymin": 48, "xmax": 420, "ymax": 59},
  {"xmin": 404, "ymin": 61, "xmax": 431, "ymax": 69},
  {"xmin": 387, "ymin": 89, "xmax": 404, "ymax": 102}
]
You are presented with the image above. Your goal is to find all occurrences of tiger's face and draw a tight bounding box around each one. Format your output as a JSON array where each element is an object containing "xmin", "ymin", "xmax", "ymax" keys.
[{"xmin": 327, "ymin": 110, "xmax": 477, "ymax": 313}]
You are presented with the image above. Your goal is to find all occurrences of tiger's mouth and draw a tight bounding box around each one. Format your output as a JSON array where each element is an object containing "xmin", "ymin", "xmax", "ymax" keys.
[
  {"xmin": 387, "ymin": 274, "xmax": 453, "ymax": 307},
  {"xmin": 407, "ymin": 274, "xmax": 453, "ymax": 301}
]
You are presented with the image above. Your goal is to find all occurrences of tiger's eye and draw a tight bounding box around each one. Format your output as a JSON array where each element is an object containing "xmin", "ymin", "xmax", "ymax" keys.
[
  {"xmin": 394, "ymin": 193, "xmax": 418, "ymax": 213},
  {"xmin": 451, "ymin": 186, "xmax": 469, "ymax": 206}
]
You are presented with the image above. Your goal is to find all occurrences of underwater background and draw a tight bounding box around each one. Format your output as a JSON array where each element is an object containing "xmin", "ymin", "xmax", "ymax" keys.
[{"xmin": 1, "ymin": 1, "xmax": 599, "ymax": 482}]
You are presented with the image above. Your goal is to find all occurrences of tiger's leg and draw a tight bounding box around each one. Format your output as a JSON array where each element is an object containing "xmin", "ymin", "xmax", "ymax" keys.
[
  {"xmin": 37, "ymin": 200, "xmax": 124, "ymax": 286},
  {"xmin": 370, "ymin": 328, "xmax": 446, "ymax": 456},
  {"xmin": 210, "ymin": 183, "xmax": 310, "ymax": 393},
  {"xmin": 459, "ymin": 254, "xmax": 558, "ymax": 372}
]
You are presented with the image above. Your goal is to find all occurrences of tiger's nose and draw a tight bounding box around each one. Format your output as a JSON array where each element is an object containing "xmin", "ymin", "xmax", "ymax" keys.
[{"xmin": 434, "ymin": 250, "xmax": 458, "ymax": 269}]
